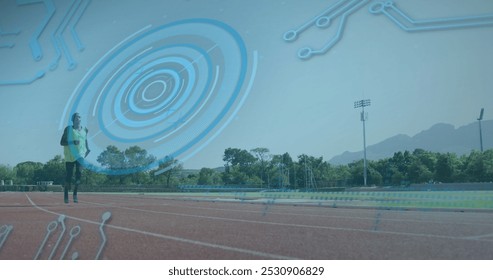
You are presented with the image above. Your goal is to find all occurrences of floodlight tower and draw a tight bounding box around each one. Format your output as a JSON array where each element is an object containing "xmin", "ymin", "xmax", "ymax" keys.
[
  {"xmin": 478, "ymin": 108, "xmax": 484, "ymax": 152},
  {"xmin": 354, "ymin": 99, "xmax": 371, "ymax": 186}
]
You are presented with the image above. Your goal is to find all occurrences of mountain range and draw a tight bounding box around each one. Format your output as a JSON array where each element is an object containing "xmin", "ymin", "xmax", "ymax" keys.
[{"xmin": 329, "ymin": 120, "xmax": 492, "ymax": 165}]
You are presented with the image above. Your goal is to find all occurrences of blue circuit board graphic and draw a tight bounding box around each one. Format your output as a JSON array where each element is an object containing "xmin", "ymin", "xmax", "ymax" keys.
[
  {"xmin": 369, "ymin": 1, "xmax": 493, "ymax": 32},
  {"xmin": 0, "ymin": 0, "xmax": 91, "ymax": 86},
  {"xmin": 31, "ymin": 212, "xmax": 111, "ymax": 260},
  {"xmin": 0, "ymin": 212, "xmax": 112, "ymax": 260},
  {"xmin": 0, "ymin": 23, "xmax": 20, "ymax": 48},
  {"xmin": 284, "ymin": 0, "xmax": 493, "ymax": 60}
]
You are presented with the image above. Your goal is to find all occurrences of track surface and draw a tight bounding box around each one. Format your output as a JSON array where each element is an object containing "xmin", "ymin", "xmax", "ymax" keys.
[{"xmin": 1, "ymin": 192, "xmax": 493, "ymax": 260}]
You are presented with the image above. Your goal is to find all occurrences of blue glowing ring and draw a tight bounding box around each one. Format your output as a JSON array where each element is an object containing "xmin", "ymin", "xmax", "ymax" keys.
[
  {"xmin": 97, "ymin": 44, "xmax": 212, "ymax": 141},
  {"xmin": 62, "ymin": 19, "xmax": 248, "ymax": 175}
]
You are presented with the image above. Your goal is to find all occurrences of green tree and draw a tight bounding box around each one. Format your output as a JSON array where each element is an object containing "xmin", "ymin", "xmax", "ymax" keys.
[
  {"xmin": 0, "ymin": 164, "xmax": 15, "ymax": 183},
  {"xmin": 125, "ymin": 146, "xmax": 156, "ymax": 169},
  {"xmin": 124, "ymin": 146, "xmax": 156, "ymax": 184},
  {"xmin": 153, "ymin": 156, "xmax": 182, "ymax": 188},
  {"xmin": 180, "ymin": 172, "xmax": 199, "ymax": 185},
  {"xmin": 348, "ymin": 160, "xmax": 382, "ymax": 186},
  {"xmin": 223, "ymin": 148, "xmax": 256, "ymax": 172},
  {"xmin": 435, "ymin": 153, "xmax": 459, "ymax": 183},
  {"xmin": 390, "ymin": 168, "xmax": 405, "ymax": 186},
  {"xmin": 250, "ymin": 147, "xmax": 271, "ymax": 185},
  {"xmin": 222, "ymin": 148, "xmax": 257, "ymax": 184},
  {"xmin": 407, "ymin": 159, "xmax": 433, "ymax": 183},
  {"xmin": 83, "ymin": 170, "xmax": 107, "ymax": 186},
  {"xmin": 330, "ymin": 164, "xmax": 351, "ymax": 187},
  {"xmin": 270, "ymin": 153, "xmax": 294, "ymax": 188},
  {"xmin": 389, "ymin": 151, "xmax": 412, "ymax": 176},
  {"xmin": 373, "ymin": 159, "xmax": 392, "ymax": 185},
  {"xmin": 97, "ymin": 145, "xmax": 125, "ymax": 170},
  {"xmin": 464, "ymin": 150, "xmax": 493, "ymax": 182},
  {"xmin": 38, "ymin": 155, "xmax": 65, "ymax": 184},
  {"xmin": 296, "ymin": 154, "xmax": 326, "ymax": 189},
  {"xmin": 280, "ymin": 153, "xmax": 295, "ymax": 187},
  {"xmin": 97, "ymin": 145, "xmax": 127, "ymax": 184},
  {"xmin": 15, "ymin": 161, "xmax": 43, "ymax": 184},
  {"xmin": 482, "ymin": 150, "xmax": 493, "ymax": 182},
  {"xmin": 412, "ymin": 149, "xmax": 437, "ymax": 174},
  {"xmin": 198, "ymin": 167, "xmax": 222, "ymax": 185}
]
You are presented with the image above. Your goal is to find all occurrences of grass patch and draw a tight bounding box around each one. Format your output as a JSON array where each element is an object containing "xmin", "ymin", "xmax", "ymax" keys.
[{"xmin": 126, "ymin": 190, "xmax": 493, "ymax": 210}]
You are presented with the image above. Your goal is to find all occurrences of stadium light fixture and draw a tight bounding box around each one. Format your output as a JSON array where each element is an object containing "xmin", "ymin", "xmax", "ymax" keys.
[
  {"xmin": 354, "ymin": 99, "xmax": 371, "ymax": 186},
  {"xmin": 478, "ymin": 108, "xmax": 484, "ymax": 152}
]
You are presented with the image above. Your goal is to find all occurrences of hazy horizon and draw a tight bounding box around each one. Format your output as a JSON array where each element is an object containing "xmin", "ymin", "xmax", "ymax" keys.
[{"xmin": 1, "ymin": 0, "xmax": 492, "ymax": 171}]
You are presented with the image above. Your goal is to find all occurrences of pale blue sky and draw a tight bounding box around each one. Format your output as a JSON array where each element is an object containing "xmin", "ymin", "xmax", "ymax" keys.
[{"xmin": 0, "ymin": 0, "xmax": 492, "ymax": 171}]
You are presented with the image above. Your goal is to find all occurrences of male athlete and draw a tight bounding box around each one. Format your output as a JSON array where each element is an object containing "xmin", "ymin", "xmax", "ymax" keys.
[{"xmin": 60, "ymin": 113, "xmax": 90, "ymax": 204}]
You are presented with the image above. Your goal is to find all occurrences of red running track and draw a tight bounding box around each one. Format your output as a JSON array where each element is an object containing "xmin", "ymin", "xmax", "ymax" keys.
[{"xmin": 1, "ymin": 192, "xmax": 493, "ymax": 260}]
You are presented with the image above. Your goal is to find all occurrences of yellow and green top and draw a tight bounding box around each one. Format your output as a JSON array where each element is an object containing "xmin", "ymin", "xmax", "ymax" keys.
[{"xmin": 60, "ymin": 126, "xmax": 88, "ymax": 163}]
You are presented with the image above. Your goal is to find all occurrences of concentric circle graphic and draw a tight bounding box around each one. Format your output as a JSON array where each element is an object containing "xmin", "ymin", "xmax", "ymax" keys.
[{"xmin": 61, "ymin": 19, "xmax": 256, "ymax": 175}]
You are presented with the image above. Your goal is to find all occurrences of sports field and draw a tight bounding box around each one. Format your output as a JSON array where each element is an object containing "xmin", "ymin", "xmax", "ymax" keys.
[
  {"xmin": 1, "ymin": 190, "xmax": 493, "ymax": 260},
  {"xmin": 159, "ymin": 190, "xmax": 493, "ymax": 210}
]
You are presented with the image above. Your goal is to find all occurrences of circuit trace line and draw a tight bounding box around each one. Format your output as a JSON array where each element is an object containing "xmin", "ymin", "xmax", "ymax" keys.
[
  {"xmin": 50, "ymin": 0, "xmax": 81, "ymax": 71},
  {"xmin": 1, "ymin": 0, "xmax": 90, "ymax": 86},
  {"xmin": 95, "ymin": 211, "xmax": 112, "ymax": 260},
  {"xmin": 0, "ymin": 224, "xmax": 14, "ymax": 252},
  {"xmin": 0, "ymin": 27, "xmax": 21, "ymax": 36},
  {"xmin": 298, "ymin": 0, "xmax": 369, "ymax": 60},
  {"xmin": 285, "ymin": 0, "xmax": 493, "ymax": 60},
  {"xmin": 369, "ymin": 1, "xmax": 493, "ymax": 32},
  {"xmin": 0, "ymin": 70, "xmax": 46, "ymax": 86},
  {"xmin": 69, "ymin": 0, "xmax": 91, "ymax": 51},
  {"xmin": 0, "ymin": 25, "xmax": 21, "ymax": 48},
  {"xmin": 0, "ymin": 0, "xmax": 52, "ymax": 85},
  {"xmin": 33, "ymin": 219, "xmax": 58, "ymax": 260},
  {"xmin": 283, "ymin": 0, "xmax": 369, "ymax": 60},
  {"xmin": 283, "ymin": 0, "xmax": 351, "ymax": 42},
  {"xmin": 0, "ymin": 42, "xmax": 15, "ymax": 48},
  {"xmin": 16, "ymin": 0, "xmax": 56, "ymax": 61},
  {"xmin": 60, "ymin": 225, "xmax": 81, "ymax": 260},
  {"xmin": 48, "ymin": 214, "xmax": 66, "ymax": 260}
]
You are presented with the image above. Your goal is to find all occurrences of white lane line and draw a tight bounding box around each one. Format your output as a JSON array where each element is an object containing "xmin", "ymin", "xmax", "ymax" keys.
[
  {"xmin": 24, "ymin": 193, "xmax": 296, "ymax": 260},
  {"xmin": 465, "ymin": 233, "xmax": 493, "ymax": 240},
  {"xmin": 82, "ymin": 193, "xmax": 493, "ymax": 228},
  {"xmin": 31, "ymin": 194, "xmax": 493, "ymax": 242},
  {"xmin": 81, "ymin": 199, "xmax": 493, "ymax": 243}
]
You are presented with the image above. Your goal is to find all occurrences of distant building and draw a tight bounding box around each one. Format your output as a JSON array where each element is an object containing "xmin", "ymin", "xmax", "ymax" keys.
[{"xmin": 37, "ymin": 181, "xmax": 54, "ymax": 186}]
